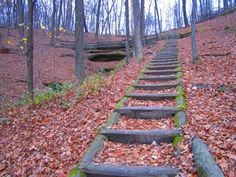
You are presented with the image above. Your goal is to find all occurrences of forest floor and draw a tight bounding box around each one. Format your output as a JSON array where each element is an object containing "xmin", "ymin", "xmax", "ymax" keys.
[
  {"xmin": 0, "ymin": 29, "xmax": 125, "ymax": 107},
  {"xmin": 0, "ymin": 10, "xmax": 236, "ymax": 177}
]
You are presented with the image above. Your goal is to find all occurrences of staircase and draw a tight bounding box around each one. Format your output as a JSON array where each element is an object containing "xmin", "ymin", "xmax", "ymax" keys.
[{"xmin": 72, "ymin": 39, "xmax": 187, "ymax": 177}]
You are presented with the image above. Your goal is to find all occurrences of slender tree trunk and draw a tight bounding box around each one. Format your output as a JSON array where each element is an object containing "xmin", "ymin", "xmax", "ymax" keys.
[
  {"xmin": 218, "ymin": 0, "xmax": 221, "ymax": 12},
  {"xmin": 27, "ymin": 0, "xmax": 35, "ymax": 99},
  {"xmin": 56, "ymin": 0, "xmax": 63, "ymax": 41},
  {"xmin": 224, "ymin": 0, "xmax": 228, "ymax": 9},
  {"xmin": 132, "ymin": 0, "xmax": 143, "ymax": 62},
  {"xmin": 50, "ymin": 0, "xmax": 56, "ymax": 46},
  {"xmin": 125, "ymin": 0, "xmax": 130, "ymax": 63},
  {"xmin": 83, "ymin": 10, "xmax": 88, "ymax": 32},
  {"xmin": 96, "ymin": 0, "xmax": 101, "ymax": 42},
  {"xmin": 154, "ymin": 0, "xmax": 162, "ymax": 33},
  {"xmin": 66, "ymin": 0, "xmax": 72, "ymax": 30},
  {"xmin": 18, "ymin": 0, "xmax": 24, "ymax": 55},
  {"xmin": 140, "ymin": 0, "xmax": 145, "ymax": 39},
  {"xmin": 191, "ymin": 0, "xmax": 199, "ymax": 63},
  {"xmin": 75, "ymin": 0, "xmax": 84, "ymax": 80},
  {"xmin": 182, "ymin": 0, "xmax": 189, "ymax": 27}
]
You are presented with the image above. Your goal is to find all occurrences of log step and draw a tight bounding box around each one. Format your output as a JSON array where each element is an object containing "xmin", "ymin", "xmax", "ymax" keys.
[
  {"xmin": 147, "ymin": 65, "xmax": 179, "ymax": 70},
  {"xmin": 139, "ymin": 75, "xmax": 177, "ymax": 81},
  {"xmin": 80, "ymin": 163, "xmax": 180, "ymax": 177},
  {"xmin": 144, "ymin": 70, "xmax": 178, "ymax": 75},
  {"xmin": 101, "ymin": 128, "xmax": 182, "ymax": 144},
  {"xmin": 151, "ymin": 59, "xmax": 178, "ymax": 62},
  {"xmin": 150, "ymin": 62, "xmax": 179, "ymax": 66},
  {"xmin": 115, "ymin": 106, "xmax": 180, "ymax": 119},
  {"xmin": 126, "ymin": 93, "xmax": 177, "ymax": 100},
  {"xmin": 133, "ymin": 83, "xmax": 177, "ymax": 90}
]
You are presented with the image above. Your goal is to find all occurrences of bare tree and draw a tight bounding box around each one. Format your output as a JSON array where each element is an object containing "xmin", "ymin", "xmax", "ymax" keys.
[
  {"xmin": 18, "ymin": 0, "xmax": 25, "ymax": 54},
  {"xmin": 191, "ymin": 0, "xmax": 199, "ymax": 63},
  {"xmin": 75, "ymin": 0, "xmax": 84, "ymax": 80},
  {"xmin": 140, "ymin": 0, "xmax": 145, "ymax": 39},
  {"xmin": 50, "ymin": 0, "xmax": 56, "ymax": 46},
  {"xmin": 224, "ymin": 0, "xmax": 229, "ymax": 9},
  {"xmin": 56, "ymin": 0, "xmax": 63, "ymax": 41},
  {"xmin": 125, "ymin": 0, "xmax": 130, "ymax": 63},
  {"xmin": 182, "ymin": 0, "xmax": 189, "ymax": 26},
  {"xmin": 27, "ymin": 0, "xmax": 36, "ymax": 98},
  {"xmin": 66, "ymin": 0, "xmax": 72, "ymax": 30},
  {"xmin": 154, "ymin": 0, "xmax": 162, "ymax": 33},
  {"xmin": 95, "ymin": 0, "xmax": 101, "ymax": 42},
  {"xmin": 132, "ymin": 0, "xmax": 143, "ymax": 62}
]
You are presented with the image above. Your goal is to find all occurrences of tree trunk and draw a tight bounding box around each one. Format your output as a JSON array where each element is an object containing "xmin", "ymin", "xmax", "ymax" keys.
[
  {"xmin": 27, "ymin": 0, "xmax": 35, "ymax": 99},
  {"xmin": 96, "ymin": 0, "xmax": 102, "ymax": 42},
  {"xmin": 154, "ymin": 0, "xmax": 162, "ymax": 33},
  {"xmin": 224, "ymin": 0, "xmax": 228, "ymax": 9},
  {"xmin": 56, "ymin": 0, "xmax": 63, "ymax": 41},
  {"xmin": 75, "ymin": 0, "xmax": 85, "ymax": 80},
  {"xmin": 125, "ymin": 0, "xmax": 130, "ymax": 63},
  {"xmin": 191, "ymin": 0, "xmax": 199, "ymax": 63},
  {"xmin": 50, "ymin": 0, "xmax": 56, "ymax": 46},
  {"xmin": 218, "ymin": 0, "xmax": 221, "ymax": 12},
  {"xmin": 18, "ymin": 0, "xmax": 25, "ymax": 55},
  {"xmin": 140, "ymin": 0, "xmax": 145, "ymax": 39},
  {"xmin": 83, "ymin": 9, "xmax": 88, "ymax": 33},
  {"xmin": 132, "ymin": 0, "xmax": 143, "ymax": 62},
  {"xmin": 66, "ymin": 0, "xmax": 72, "ymax": 30},
  {"xmin": 182, "ymin": 0, "xmax": 189, "ymax": 27}
]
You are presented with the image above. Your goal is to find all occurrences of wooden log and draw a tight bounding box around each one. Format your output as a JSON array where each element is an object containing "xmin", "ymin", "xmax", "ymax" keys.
[
  {"xmin": 80, "ymin": 135, "xmax": 106, "ymax": 164},
  {"xmin": 133, "ymin": 84, "xmax": 177, "ymax": 90},
  {"xmin": 144, "ymin": 70, "xmax": 178, "ymax": 75},
  {"xmin": 192, "ymin": 137, "xmax": 225, "ymax": 177},
  {"xmin": 115, "ymin": 106, "xmax": 180, "ymax": 119},
  {"xmin": 150, "ymin": 62, "xmax": 179, "ymax": 66},
  {"xmin": 100, "ymin": 128, "xmax": 182, "ymax": 144},
  {"xmin": 80, "ymin": 163, "xmax": 180, "ymax": 177},
  {"xmin": 147, "ymin": 65, "xmax": 179, "ymax": 70},
  {"xmin": 139, "ymin": 75, "xmax": 177, "ymax": 81},
  {"xmin": 151, "ymin": 59, "xmax": 178, "ymax": 62},
  {"xmin": 174, "ymin": 111, "xmax": 186, "ymax": 126},
  {"xmin": 126, "ymin": 93, "xmax": 177, "ymax": 101}
]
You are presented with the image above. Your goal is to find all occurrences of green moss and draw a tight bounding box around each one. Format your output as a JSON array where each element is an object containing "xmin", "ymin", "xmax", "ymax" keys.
[
  {"xmin": 126, "ymin": 86, "xmax": 135, "ymax": 95},
  {"xmin": 174, "ymin": 115, "xmax": 180, "ymax": 127},
  {"xmin": 173, "ymin": 135, "xmax": 184, "ymax": 148},
  {"xmin": 68, "ymin": 166, "xmax": 86, "ymax": 177},
  {"xmin": 116, "ymin": 98, "xmax": 126, "ymax": 108},
  {"xmin": 176, "ymin": 96, "xmax": 187, "ymax": 110},
  {"xmin": 176, "ymin": 72, "xmax": 183, "ymax": 78},
  {"xmin": 176, "ymin": 66, "xmax": 182, "ymax": 72},
  {"xmin": 176, "ymin": 86, "xmax": 185, "ymax": 97}
]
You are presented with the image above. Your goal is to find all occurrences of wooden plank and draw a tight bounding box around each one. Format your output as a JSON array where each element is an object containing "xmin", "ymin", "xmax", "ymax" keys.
[
  {"xmin": 144, "ymin": 70, "xmax": 178, "ymax": 75},
  {"xmin": 100, "ymin": 128, "xmax": 182, "ymax": 144},
  {"xmin": 192, "ymin": 137, "xmax": 225, "ymax": 177},
  {"xmin": 115, "ymin": 106, "xmax": 180, "ymax": 119},
  {"xmin": 151, "ymin": 59, "xmax": 178, "ymax": 62},
  {"xmin": 133, "ymin": 84, "xmax": 177, "ymax": 90},
  {"xmin": 150, "ymin": 62, "xmax": 179, "ymax": 66},
  {"xmin": 139, "ymin": 75, "xmax": 177, "ymax": 81},
  {"xmin": 147, "ymin": 65, "xmax": 179, "ymax": 70},
  {"xmin": 126, "ymin": 93, "xmax": 177, "ymax": 100},
  {"xmin": 80, "ymin": 163, "xmax": 180, "ymax": 177}
]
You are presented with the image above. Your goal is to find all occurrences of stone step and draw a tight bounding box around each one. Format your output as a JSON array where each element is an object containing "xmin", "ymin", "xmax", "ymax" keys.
[
  {"xmin": 79, "ymin": 163, "xmax": 180, "ymax": 177},
  {"xmin": 133, "ymin": 83, "xmax": 177, "ymax": 90},
  {"xmin": 126, "ymin": 93, "xmax": 177, "ymax": 101},
  {"xmin": 139, "ymin": 75, "xmax": 177, "ymax": 81},
  {"xmin": 157, "ymin": 55, "xmax": 177, "ymax": 58},
  {"xmin": 100, "ymin": 128, "xmax": 182, "ymax": 144},
  {"xmin": 147, "ymin": 65, "xmax": 179, "ymax": 70},
  {"xmin": 144, "ymin": 70, "xmax": 178, "ymax": 75},
  {"xmin": 115, "ymin": 106, "xmax": 180, "ymax": 119}
]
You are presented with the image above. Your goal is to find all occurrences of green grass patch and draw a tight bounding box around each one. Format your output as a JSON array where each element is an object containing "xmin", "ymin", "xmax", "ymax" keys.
[{"xmin": 173, "ymin": 135, "xmax": 184, "ymax": 148}]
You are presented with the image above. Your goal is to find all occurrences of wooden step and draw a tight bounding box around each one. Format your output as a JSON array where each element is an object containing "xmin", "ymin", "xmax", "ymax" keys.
[
  {"xmin": 115, "ymin": 106, "xmax": 180, "ymax": 119},
  {"xmin": 100, "ymin": 128, "xmax": 182, "ymax": 144},
  {"xmin": 151, "ymin": 59, "xmax": 178, "ymax": 62},
  {"xmin": 144, "ymin": 70, "xmax": 178, "ymax": 75},
  {"xmin": 80, "ymin": 163, "xmax": 180, "ymax": 177},
  {"xmin": 157, "ymin": 55, "xmax": 177, "ymax": 59},
  {"xmin": 133, "ymin": 83, "xmax": 177, "ymax": 90},
  {"xmin": 147, "ymin": 65, "xmax": 179, "ymax": 70},
  {"xmin": 139, "ymin": 75, "xmax": 177, "ymax": 81},
  {"xmin": 126, "ymin": 93, "xmax": 177, "ymax": 100},
  {"xmin": 150, "ymin": 62, "xmax": 179, "ymax": 66}
]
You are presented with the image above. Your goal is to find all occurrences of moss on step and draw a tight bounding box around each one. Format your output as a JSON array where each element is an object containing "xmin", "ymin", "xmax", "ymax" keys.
[
  {"xmin": 173, "ymin": 135, "xmax": 184, "ymax": 148},
  {"xmin": 68, "ymin": 166, "xmax": 86, "ymax": 177}
]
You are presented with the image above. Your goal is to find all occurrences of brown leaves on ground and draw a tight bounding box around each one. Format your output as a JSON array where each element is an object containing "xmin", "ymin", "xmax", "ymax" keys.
[
  {"xmin": 0, "ymin": 40, "xmax": 164, "ymax": 176},
  {"xmin": 94, "ymin": 141, "xmax": 196, "ymax": 177},
  {"xmin": 178, "ymin": 10, "xmax": 236, "ymax": 177}
]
